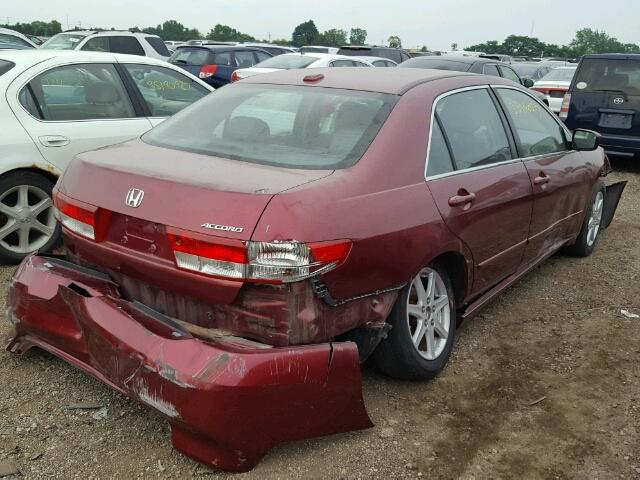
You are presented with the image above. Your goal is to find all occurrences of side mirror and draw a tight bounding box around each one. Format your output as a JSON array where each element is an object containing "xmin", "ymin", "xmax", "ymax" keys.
[
  {"xmin": 522, "ymin": 78, "xmax": 534, "ymax": 88},
  {"xmin": 572, "ymin": 129, "xmax": 600, "ymax": 151}
]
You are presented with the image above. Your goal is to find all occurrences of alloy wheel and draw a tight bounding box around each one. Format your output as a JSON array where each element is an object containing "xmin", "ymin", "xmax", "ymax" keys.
[
  {"xmin": 586, "ymin": 190, "xmax": 604, "ymax": 247},
  {"xmin": 406, "ymin": 268, "xmax": 451, "ymax": 361},
  {"xmin": 0, "ymin": 185, "xmax": 56, "ymax": 254}
]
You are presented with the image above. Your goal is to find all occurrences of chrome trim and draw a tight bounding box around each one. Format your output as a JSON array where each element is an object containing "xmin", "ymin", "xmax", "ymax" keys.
[{"xmin": 426, "ymin": 158, "xmax": 523, "ymax": 181}]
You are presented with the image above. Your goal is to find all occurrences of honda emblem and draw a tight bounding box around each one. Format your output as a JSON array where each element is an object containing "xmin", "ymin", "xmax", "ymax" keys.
[{"xmin": 125, "ymin": 188, "xmax": 145, "ymax": 208}]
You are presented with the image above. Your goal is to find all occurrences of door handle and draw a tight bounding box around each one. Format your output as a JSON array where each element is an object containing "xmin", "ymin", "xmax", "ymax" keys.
[
  {"xmin": 38, "ymin": 135, "xmax": 70, "ymax": 147},
  {"xmin": 448, "ymin": 190, "xmax": 476, "ymax": 207},
  {"xmin": 533, "ymin": 172, "xmax": 550, "ymax": 185}
]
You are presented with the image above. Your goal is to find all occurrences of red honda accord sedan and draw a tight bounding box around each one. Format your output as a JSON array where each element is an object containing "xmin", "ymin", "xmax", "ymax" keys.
[{"xmin": 6, "ymin": 68, "xmax": 625, "ymax": 471}]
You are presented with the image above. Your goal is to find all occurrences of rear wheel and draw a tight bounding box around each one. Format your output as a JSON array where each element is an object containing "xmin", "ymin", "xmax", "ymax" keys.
[
  {"xmin": 0, "ymin": 172, "xmax": 60, "ymax": 264},
  {"xmin": 566, "ymin": 180, "xmax": 605, "ymax": 257},
  {"xmin": 373, "ymin": 265, "xmax": 455, "ymax": 381}
]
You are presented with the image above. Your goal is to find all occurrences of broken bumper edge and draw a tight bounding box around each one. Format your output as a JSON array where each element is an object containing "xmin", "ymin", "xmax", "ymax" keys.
[{"xmin": 5, "ymin": 255, "xmax": 373, "ymax": 472}]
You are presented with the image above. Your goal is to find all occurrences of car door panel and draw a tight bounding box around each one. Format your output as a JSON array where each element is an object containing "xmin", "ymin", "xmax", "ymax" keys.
[
  {"xmin": 428, "ymin": 162, "xmax": 532, "ymax": 295},
  {"xmin": 521, "ymin": 151, "xmax": 591, "ymax": 264},
  {"xmin": 7, "ymin": 62, "xmax": 152, "ymax": 173},
  {"xmin": 427, "ymin": 87, "xmax": 533, "ymax": 296}
]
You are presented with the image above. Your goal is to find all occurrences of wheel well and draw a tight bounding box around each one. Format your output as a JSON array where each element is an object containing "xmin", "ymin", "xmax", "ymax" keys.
[
  {"xmin": 2, "ymin": 167, "xmax": 59, "ymax": 185},
  {"xmin": 431, "ymin": 251, "xmax": 468, "ymax": 309}
]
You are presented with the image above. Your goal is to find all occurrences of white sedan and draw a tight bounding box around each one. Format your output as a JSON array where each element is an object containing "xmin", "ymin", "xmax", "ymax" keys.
[
  {"xmin": 0, "ymin": 50, "xmax": 213, "ymax": 262},
  {"xmin": 532, "ymin": 66, "xmax": 577, "ymax": 113},
  {"xmin": 232, "ymin": 53, "xmax": 373, "ymax": 81}
]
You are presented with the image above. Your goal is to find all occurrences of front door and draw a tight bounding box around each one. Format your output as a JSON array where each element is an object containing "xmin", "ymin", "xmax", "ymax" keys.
[
  {"xmin": 8, "ymin": 62, "xmax": 152, "ymax": 173},
  {"xmin": 426, "ymin": 87, "xmax": 533, "ymax": 296},
  {"xmin": 493, "ymin": 87, "xmax": 592, "ymax": 265}
]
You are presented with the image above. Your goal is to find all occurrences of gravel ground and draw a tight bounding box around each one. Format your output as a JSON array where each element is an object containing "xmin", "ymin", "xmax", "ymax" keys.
[{"xmin": 0, "ymin": 161, "xmax": 639, "ymax": 479}]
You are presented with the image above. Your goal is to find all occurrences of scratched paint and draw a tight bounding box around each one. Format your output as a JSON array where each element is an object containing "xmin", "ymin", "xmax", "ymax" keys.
[{"xmin": 134, "ymin": 379, "xmax": 180, "ymax": 418}]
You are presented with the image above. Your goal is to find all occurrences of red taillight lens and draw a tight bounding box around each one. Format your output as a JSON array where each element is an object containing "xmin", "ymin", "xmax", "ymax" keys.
[
  {"xmin": 167, "ymin": 228, "xmax": 351, "ymax": 284},
  {"xmin": 559, "ymin": 93, "xmax": 571, "ymax": 120},
  {"xmin": 230, "ymin": 71, "xmax": 240, "ymax": 82},
  {"xmin": 53, "ymin": 192, "xmax": 110, "ymax": 241},
  {"xmin": 199, "ymin": 64, "xmax": 218, "ymax": 79}
]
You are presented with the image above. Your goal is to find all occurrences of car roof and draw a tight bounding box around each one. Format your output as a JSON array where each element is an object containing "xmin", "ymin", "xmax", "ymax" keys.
[
  {"xmin": 240, "ymin": 67, "xmax": 474, "ymax": 94},
  {"xmin": 177, "ymin": 44, "xmax": 268, "ymax": 52},
  {"xmin": 582, "ymin": 53, "xmax": 640, "ymax": 61},
  {"xmin": 0, "ymin": 49, "xmax": 173, "ymax": 68}
]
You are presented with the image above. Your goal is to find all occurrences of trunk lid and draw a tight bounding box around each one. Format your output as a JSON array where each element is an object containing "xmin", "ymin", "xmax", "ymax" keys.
[{"xmin": 59, "ymin": 139, "xmax": 333, "ymax": 243}]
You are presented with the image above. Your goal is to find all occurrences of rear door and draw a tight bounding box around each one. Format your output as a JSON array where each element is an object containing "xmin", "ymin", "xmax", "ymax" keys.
[
  {"xmin": 565, "ymin": 57, "xmax": 640, "ymax": 140},
  {"xmin": 493, "ymin": 86, "xmax": 589, "ymax": 265},
  {"xmin": 8, "ymin": 61, "xmax": 151, "ymax": 173},
  {"xmin": 426, "ymin": 87, "xmax": 533, "ymax": 296}
]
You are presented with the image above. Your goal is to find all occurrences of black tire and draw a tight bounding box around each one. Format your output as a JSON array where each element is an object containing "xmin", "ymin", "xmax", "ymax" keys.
[
  {"xmin": 0, "ymin": 171, "xmax": 60, "ymax": 265},
  {"xmin": 565, "ymin": 180, "xmax": 605, "ymax": 258},
  {"xmin": 373, "ymin": 264, "xmax": 456, "ymax": 381}
]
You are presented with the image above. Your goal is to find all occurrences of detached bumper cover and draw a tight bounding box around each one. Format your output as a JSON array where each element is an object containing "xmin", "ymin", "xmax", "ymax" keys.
[{"xmin": 5, "ymin": 255, "xmax": 372, "ymax": 472}]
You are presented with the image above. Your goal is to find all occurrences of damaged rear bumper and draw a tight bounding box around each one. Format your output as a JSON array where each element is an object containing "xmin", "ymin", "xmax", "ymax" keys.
[{"xmin": 5, "ymin": 255, "xmax": 372, "ymax": 472}]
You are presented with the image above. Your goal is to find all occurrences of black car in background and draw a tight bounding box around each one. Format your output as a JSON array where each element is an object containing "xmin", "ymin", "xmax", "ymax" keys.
[
  {"xmin": 338, "ymin": 45, "xmax": 411, "ymax": 64},
  {"xmin": 169, "ymin": 45, "xmax": 273, "ymax": 87},
  {"xmin": 562, "ymin": 54, "xmax": 640, "ymax": 159}
]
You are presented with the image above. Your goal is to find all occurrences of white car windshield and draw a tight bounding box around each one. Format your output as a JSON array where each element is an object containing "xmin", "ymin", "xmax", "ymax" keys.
[{"xmin": 42, "ymin": 33, "xmax": 87, "ymax": 50}]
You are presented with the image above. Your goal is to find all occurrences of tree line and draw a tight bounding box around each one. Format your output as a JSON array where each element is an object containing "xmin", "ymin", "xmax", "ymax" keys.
[
  {"xmin": 3, "ymin": 19, "xmax": 639, "ymax": 57},
  {"xmin": 466, "ymin": 29, "xmax": 640, "ymax": 57}
]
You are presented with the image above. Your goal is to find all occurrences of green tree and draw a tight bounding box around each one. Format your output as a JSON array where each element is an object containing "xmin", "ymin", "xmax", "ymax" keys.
[
  {"xmin": 450, "ymin": 42, "xmax": 458, "ymax": 51},
  {"xmin": 349, "ymin": 27, "xmax": 367, "ymax": 45},
  {"xmin": 320, "ymin": 28, "xmax": 347, "ymax": 47},
  {"xmin": 569, "ymin": 28, "xmax": 632, "ymax": 55},
  {"xmin": 0, "ymin": 20, "xmax": 61, "ymax": 37},
  {"xmin": 291, "ymin": 20, "xmax": 320, "ymax": 47},
  {"xmin": 465, "ymin": 40, "xmax": 501, "ymax": 53},
  {"xmin": 501, "ymin": 35, "xmax": 546, "ymax": 56},
  {"xmin": 206, "ymin": 24, "xmax": 255, "ymax": 42},
  {"xmin": 420, "ymin": 45, "xmax": 429, "ymax": 52},
  {"xmin": 388, "ymin": 36, "xmax": 402, "ymax": 48},
  {"xmin": 143, "ymin": 20, "xmax": 201, "ymax": 41}
]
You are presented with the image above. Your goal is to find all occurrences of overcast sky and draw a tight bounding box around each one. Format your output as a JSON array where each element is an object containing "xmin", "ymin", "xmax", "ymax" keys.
[{"xmin": 3, "ymin": 0, "xmax": 639, "ymax": 50}]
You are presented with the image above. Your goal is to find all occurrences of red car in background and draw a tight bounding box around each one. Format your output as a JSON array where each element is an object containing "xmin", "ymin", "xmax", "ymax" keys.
[{"xmin": 6, "ymin": 68, "xmax": 625, "ymax": 471}]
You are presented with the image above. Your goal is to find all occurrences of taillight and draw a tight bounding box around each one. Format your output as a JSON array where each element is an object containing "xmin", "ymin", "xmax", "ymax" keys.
[
  {"xmin": 532, "ymin": 87, "xmax": 549, "ymax": 95},
  {"xmin": 199, "ymin": 64, "xmax": 218, "ymax": 79},
  {"xmin": 230, "ymin": 71, "xmax": 240, "ymax": 82},
  {"xmin": 167, "ymin": 228, "xmax": 352, "ymax": 284},
  {"xmin": 53, "ymin": 192, "xmax": 111, "ymax": 241},
  {"xmin": 559, "ymin": 93, "xmax": 571, "ymax": 120}
]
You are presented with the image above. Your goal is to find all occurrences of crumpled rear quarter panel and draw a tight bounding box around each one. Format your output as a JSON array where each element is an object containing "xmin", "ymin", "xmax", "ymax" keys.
[{"xmin": 5, "ymin": 255, "xmax": 372, "ymax": 472}]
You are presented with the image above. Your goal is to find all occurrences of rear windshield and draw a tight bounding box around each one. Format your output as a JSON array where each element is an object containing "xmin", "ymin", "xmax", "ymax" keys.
[
  {"xmin": 254, "ymin": 55, "xmax": 318, "ymax": 69},
  {"xmin": 42, "ymin": 33, "xmax": 87, "ymax": 50},
  {"xmin": 0, "ymin": 60, "xmax": 15, "ymax": 76},
  {"xmin": 145, "ymin": 36, "xmax": 171, "ymax": 56},
  {"xmin": 143, "ymin": 84, "xmax": 397, "ymax": 169},
  {"xmin": 338, "ymin": 48, "xmax": 372, "ymax": 56},
  {"xmin": 541, "ymin": 68, "xmax": 576, "ymax": 82},
  {"xmin": 170, "ymin": 47, "xmax": 210, "ymax": 65},
  {"xmin": 401, "ymin": 58, "xmax": 470, "ymax": 72},
  {"xmin": 574, "ymin": 58, "xmax": 640, "ymax": 94}
]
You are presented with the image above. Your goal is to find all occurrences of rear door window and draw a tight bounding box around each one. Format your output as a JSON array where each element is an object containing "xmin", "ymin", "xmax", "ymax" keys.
[
  {"xmin": 21, "ymin": 63, "xmax": 135, "ymax": 121},
  {"xmin": 495, "ymin": 88, "xmax": 568, "ymax": 157},
  {"xmin": 436, "ymin": 88, "xmax": 512, "ymax": 170},
  {"xmin": 212, "ymin": 52, "xmax": 233, "ymax": 66},
  {"xmin": 123, "ymin": 64, "xmax": 209, "ymax": 117},
  {"xmin": 109, "ymin": 36, "xmax": 145, "ymax": 56},
  {"xmin": 145, "ymin": 36, "xmax": 171, "ymax": 56},
  {"xmin": 254, "ymin": 51, "xmax": 271, "ymax": 63},
  {"xmin": 427, "ymin": 120, "xmax": 455, "ymax": 177},
  {"xmin": 0, "ymin": 33, "xmax": 32, "ymax": 47},
  {"xmin": 330, "ymin": 60, "xmax": 354, "ymax": 68},
  {"xmin": 235, "ymin": 51, "xmax": 256, "ymax": 68},
  {"xmin": 500, "ymin": 66, "xmax": 521, "ymax": 83},
  {"xmin": 483, "ymin": 64, "xmax": 500, "ymax": 77},
  {"xmin": 573, "ymin": 58, "xmax": 640, "ymax": 94}
]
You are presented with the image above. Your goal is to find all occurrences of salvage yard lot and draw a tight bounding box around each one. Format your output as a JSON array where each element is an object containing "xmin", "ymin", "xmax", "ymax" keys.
[{"xmin": 0, "ymin": 164, "xmax": 638, "ymax": 479}]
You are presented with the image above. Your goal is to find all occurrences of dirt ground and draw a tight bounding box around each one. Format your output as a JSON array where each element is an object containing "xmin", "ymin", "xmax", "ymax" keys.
[{"xmin": 0, "ymin": 161, "xmax": 638, "ymax": 480}]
